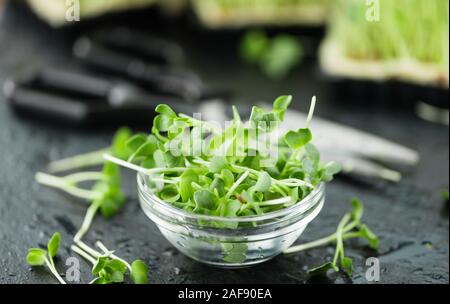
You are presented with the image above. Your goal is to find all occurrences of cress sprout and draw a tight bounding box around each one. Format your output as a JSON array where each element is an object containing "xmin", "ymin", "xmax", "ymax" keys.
[
  {"xmin": 284, "ymin": 199, "xmax": 379, "ymax": 276},
  {"xmin": 27, "ymin": 232, "xmax": 66, "ymax": 284}
]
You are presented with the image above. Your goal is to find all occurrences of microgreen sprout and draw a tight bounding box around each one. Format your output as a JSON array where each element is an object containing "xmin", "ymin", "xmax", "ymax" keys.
[
  {"xmin": 47, "ymin": 127, "xmax": 132, "ymax": 173},
  {"xmin": 27, "ymin": 232, "xmax": 66, "ymax": 284},
  {"xmin": 36, "ymin": 161, "xmax": 126, "ymax": 242},
  {"xmin": 284, "ymin": 199, "xmax": 379, "ymax": 277},
  {"xmin": 241, "ymin": 30, "xmax": 303, "ymax": 79},
  {"xmin": 104, "ymin": 96, "xmax": 340, "ymax": 224},
  {"xmin": 71, "ymin": 240, "xmax": 148, "ymax": 284}
]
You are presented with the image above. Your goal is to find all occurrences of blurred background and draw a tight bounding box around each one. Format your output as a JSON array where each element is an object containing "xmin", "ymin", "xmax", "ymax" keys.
[{"xmin": 0, "ymin": 0, "xmax": 448, "ymax": 284}]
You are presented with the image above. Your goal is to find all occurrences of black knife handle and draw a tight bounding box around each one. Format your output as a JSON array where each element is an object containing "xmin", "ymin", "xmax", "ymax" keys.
[
  {"xmin": 92, "ymin": 27, "xmax": 184, "ymax": 65},
  {"xmin": 36, "ymin": 67, "xmax": 113, "ymax": 99},
  {"xmin": 3, "ymin": 81, "xmax": 91, "ymax": 123},
  {"xmin": 73, "ymin": 37, "xmax": 204, "ymax": 100},
  {"xmin": 108, "ymin": 83, "xmax": 197, "ymax": 115}
]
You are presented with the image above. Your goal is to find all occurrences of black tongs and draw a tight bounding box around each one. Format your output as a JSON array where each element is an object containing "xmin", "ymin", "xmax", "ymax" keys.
[
  {"xmin": 73, "ymin": 27, "xmax": 207, "ymax": 101},
  {"xmin": 3, "ymin": 67, "xmax": 198, "ymax": 126}
]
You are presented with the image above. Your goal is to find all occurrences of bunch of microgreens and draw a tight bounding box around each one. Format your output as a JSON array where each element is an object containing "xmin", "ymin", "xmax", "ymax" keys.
[
  {"xmin": 29, "ymin": 129, "xmax": 149, "ymax": 284},
  {"xmin": 29, "ymin": 95, "xmax": 378, "ymax": 280},
  {"xmin": 333, "ymin": 0, "xmax": 449, "ymax": 67},
  {"xmin": 194, "ymin": 0, "xmax": 331, "ymax": 27},
  {"xmin": 103, "ymin": 95, "xmax": 340, "ymax": 226},
  {"xmin": 241, "ymin": 30, "xmax": 303, "ymax": 79},
  {"xmin": 202, "ymin": 0, "xmax": 330, "ymax": 10},
  {"xmin": 284, "ymin": 199, "xmax": 379, "ymax": 276}
]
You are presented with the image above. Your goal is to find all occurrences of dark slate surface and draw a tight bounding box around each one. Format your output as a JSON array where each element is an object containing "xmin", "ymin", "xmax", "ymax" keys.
[{"xmin": 0, "ymin": 2, "xmax": 448, "ymax": 284}]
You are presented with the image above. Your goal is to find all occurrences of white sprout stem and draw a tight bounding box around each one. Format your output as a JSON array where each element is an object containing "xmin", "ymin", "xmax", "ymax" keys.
[
  {"xmin": 44, "ymin": 258, "xmax": 66, "ymax": 284},
  {"xmin": 259, "ymin": 196, "xmax": 293, "ymax": 206},
  {"xmin": 103, "ymin": 154, "xmax": 188, "ymax": 175},
  {"xmin": 35, "ymin": 172, "xmax": 102, "ymax": 201},
  {"xmin": 278, "ymin": 181, "xmax": 314, "ymax": 188},
  {"xmin": 73, "ymin": 200, "xmax": 101, "ymax": 242},
  {"xmin": 305, "ymin": 96, "xmax": 316, "ymax": 129},
  {"xmin": 103, "ymin": 154, "xmax": 148, "ymax": 174},
  {"xmin": 333, "ymin": 213, "xmax": 351, "ymax": 264},
  {"xmin": 64, "ymin": 172, "xmax": 104, "ymax": 183},
  {"xmin": 75, "ymin": 240, "xmax": 101, "ymax": 258},
  {"xmin": 48, "ymin": 148, "xmax": 110, "ymax": 173},
  {"xmin": 233, "ymin": 165, "xmax": 314, "ymax": 189},
  {"xmin": 48, "ymin": 253, "xmax": 56, "ymax": 269},
  {"xmin": 71, "ymin": 245, "xmax": 97, "ymax": 265},
  {"xmin": 193, "ymin": 159, "xmax": 314, "ymax": 190},
  {"xmin": 150, "ymin": 178, "xmax": 178, "ymax": 184},
  {"xmin": 271, "ymin": 184, "xmax": 288, "ymax": 197},
  {"xmin": 283, "ymin": 221, "xmax": 359, "ymax": 254},
  {"xmin": 95, "ymin": 241, "xmax": 132, "ymax": 271},
  {"xmin": 225, "ymin": 170, "xmax": 249, "ymax": 200},
  {"xmin": 192, "ymin": 158, "xmax": 209, "ymax": 166}
]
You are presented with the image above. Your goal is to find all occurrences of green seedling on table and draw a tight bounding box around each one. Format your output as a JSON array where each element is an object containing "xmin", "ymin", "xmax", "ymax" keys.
[
  {"xmin": 47, "ymin": 127, "xmax": 132, "ymax": 173},
  {"xmin": 26, "ymin": 232, "xmax": 66, "ymax": 284},
  {"xmin": 36, "ymin": 161, "xmax": 126, "ymax": 241},
  {"xmin": 104, "ymin": 96, "xmax": 340, "ymax": 225},
  {"xmin": 36, "ymin": 127, "xmax": 131, "ymax": 240},
  {"xmin": 71, "ymin": 240, "xmax": 148, "ymax": 284},
  {"xmin": 284, "ymin": 199, "xmax": 379, "ymax": 277},
  {"xmin": 33, "ymin": 129, "xmax": 150, "ymax": 284},
  {"xmin": 27, "ymin": 234, "xmax": 148, "ymax": 284}
]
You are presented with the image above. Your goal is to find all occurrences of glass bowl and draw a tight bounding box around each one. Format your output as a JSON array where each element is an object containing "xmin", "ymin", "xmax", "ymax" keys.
[{"xmin": 138, "ymin": 173, "xmax": 325, "ymax": 268}]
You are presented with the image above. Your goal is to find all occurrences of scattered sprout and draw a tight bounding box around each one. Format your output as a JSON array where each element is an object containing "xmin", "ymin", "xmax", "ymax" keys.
[
  {"xmin": 284, "ymin": 199, "xmax": 379, "ymax": 277},
  {"xmin": 27, "ymin": 232, "xmax": 66, "ymax": 284},
  {"xmin": 71, "ymin": 240, "xmax": 148, "ymax": 284}
]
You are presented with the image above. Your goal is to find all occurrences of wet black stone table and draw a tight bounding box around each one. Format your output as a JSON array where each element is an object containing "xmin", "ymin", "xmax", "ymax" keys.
[{"xmin": 0, "ymin": 3, "xmax": 448, "ymax": 284}]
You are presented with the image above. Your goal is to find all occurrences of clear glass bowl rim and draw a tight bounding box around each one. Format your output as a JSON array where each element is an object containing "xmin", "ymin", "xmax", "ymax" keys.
[{"xmin": 138, "ymin": 172, "xmax": 325, "ymax": 224}]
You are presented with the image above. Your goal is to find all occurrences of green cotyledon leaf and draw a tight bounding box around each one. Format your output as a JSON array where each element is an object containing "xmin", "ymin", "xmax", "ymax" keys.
[
  {"xmin": 350, "ymin": 198, "xmax": 364, "ymax": 223},
  {"xmin": 159, "ymin": 185, "xmax": 181, "ymax": 203},
  {"xmin": 111, "ymin": 127, "xmax": 133, "ymax": 160},
  {"xmin": 273, "ymin": 95, "xmax": 292, "ymax": 121},
  {"xmin": 47, "ymin": 232, "xmax": 61, "ymax": 258},
  {"xmin": 283, "ymin": 128, "xmax": 312, "ymax": 150},
  {"xmin": 194, "ymin": 190, "xmax": 219, "ymax": 211},
  {"xmin": 358, "ymin": 224, "xmax": 379, "ymax": 250},
  {"xmin": 92, "ymin": 256, "xmax": 109, "ymax": 275},
  {"xmin": 222, "ymin": 243, "xmax": 248, "ymax": 264},
  {"xmin": 26, "ymin": 248, "xmax": 47, "ymax": 266},
  {"xmin": 308, "ymin": 262, "xmax": 339, "ymax": 276},
  {"xmin": 254, "ymin": 171, "xmax": 272, "ymax": 192},
  {"xmin": 180, "ymin": 168, "xmax": 199, "ymax": 202},
  {"xmin": 320, "ymin": 161, "xmax": 341, "ymax": 182},
  {"xmin": 131, "ymin": 260, "xmax": 149, "ymax": 284}
]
